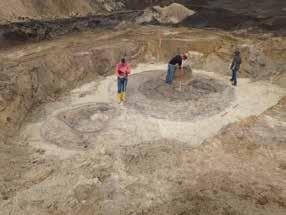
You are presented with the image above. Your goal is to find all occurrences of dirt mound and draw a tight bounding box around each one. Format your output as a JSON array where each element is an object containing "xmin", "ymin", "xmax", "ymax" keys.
[{"xmin": 136, "ymin": 3, "xmax": 195, "ymax": 24}]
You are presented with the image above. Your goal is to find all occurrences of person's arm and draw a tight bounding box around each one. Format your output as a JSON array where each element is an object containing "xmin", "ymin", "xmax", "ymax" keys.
[{"xmin": 230, "ymin": 58, "xmax": 235, "ymax": 70}]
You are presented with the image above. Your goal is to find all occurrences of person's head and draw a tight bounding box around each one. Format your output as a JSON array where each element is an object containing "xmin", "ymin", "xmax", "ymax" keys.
[
  {"xmin": 182, "ymin": 53, "xmax": 188, "ymax": 60},
  {"xmin": 234, "ymin": 49, "xmax": 240, "ymax": 55},
  {"xmin": 121, "ymin": 58, "xmax": 126, "ymax": 64}
]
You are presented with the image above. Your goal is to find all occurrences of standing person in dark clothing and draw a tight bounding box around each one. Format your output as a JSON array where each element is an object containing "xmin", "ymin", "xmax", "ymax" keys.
[
  {"xmin": 230, "ymin": 49, "xmax": 242, "ymax": 86},
  {"xmin": 166, "ymin": 53, "xmax": 188, "ymax": 84}
]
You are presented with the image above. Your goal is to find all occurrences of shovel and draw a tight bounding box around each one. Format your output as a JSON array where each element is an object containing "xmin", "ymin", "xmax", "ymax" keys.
[{"xmin": 178, "ymin": 68, "xmax": 184, "ymax": 92}]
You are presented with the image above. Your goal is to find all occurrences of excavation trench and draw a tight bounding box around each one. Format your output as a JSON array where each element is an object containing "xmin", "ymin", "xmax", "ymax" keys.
[
  {"xmin": 0, "ymin": 26, "xmax": 286, "ymax": 214},
  {"xmin": 1, "ymin": 62, "xmax": 284, "ymax": 215}
]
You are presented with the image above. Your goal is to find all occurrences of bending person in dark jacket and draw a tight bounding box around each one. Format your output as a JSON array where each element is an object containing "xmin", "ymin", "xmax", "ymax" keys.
[
  {"xmin": 166, "ymin": 53, "xmax": 188, "ymax": 84},
  {"xmin": 230, "ymin": 50, "xmax": 242, "ymax": 86}
]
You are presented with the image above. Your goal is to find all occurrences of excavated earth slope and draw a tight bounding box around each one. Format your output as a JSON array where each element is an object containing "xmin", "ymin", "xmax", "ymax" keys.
[{"xmin": 0, "ymin": 0, "xmax": 124, "ymax": 23}]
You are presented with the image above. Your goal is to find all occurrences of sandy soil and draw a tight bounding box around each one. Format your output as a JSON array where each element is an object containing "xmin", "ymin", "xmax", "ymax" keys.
[{"xmin": 0, "ymin": 63, "xmax": 285, "ymax": 215}]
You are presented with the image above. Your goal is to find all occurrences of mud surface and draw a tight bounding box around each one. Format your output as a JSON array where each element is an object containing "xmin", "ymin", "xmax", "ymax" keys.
[{"xmin": 177, "ymin": 0, "xmax": 286, "ymax": 35}]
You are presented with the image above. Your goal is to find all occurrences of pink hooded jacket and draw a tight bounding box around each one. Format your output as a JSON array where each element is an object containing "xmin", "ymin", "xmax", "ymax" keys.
[{"xmin": 115, "ymin": 63, "xmax": 131, "ymax": 78}]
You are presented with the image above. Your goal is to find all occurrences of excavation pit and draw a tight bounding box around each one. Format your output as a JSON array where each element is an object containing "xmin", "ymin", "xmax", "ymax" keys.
[{"xmin": 127, "ymin": 70, "xmax": 234, "ymax": 121}]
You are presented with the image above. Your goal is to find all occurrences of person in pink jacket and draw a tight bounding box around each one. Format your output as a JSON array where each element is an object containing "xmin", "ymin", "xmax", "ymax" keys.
[{"xmin": 115, "ymin": 58, "xmax": 131, "ymax": 103}]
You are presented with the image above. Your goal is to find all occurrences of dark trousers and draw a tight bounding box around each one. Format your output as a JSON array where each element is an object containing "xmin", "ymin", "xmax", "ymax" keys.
[
  {"xmin": 231, "ymin": 69, "xmax": 238, "ymax": 86},
  {"xmin": 117, "ymin": 77, "xmax": 128, "ymax": 93}
]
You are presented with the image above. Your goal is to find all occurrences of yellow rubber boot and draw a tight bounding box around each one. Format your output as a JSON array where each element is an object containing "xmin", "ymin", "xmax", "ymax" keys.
[
  {"xmin": 117, "ymin": 93, "xmax": 122, "ymax": 103},
  {"xmin": 121, "ymin": 92, "xmax": 126, "ymax": 102}
]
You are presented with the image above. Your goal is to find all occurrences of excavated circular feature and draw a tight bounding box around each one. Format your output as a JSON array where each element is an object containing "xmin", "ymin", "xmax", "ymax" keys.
[
  {"xmin": 41, "ymin": 103, "xmax": 117, "ymax": 149},
  {"xmin": 126, "ymin": 70, "xmax": 234, "ymax": 121},
  {"xmin": 140, "ymin": 77, "xmax": 226, "ymax": 101},
  {"xmin": 57, "ymin": 103, "xmax": 116, "ymax": 133}
]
